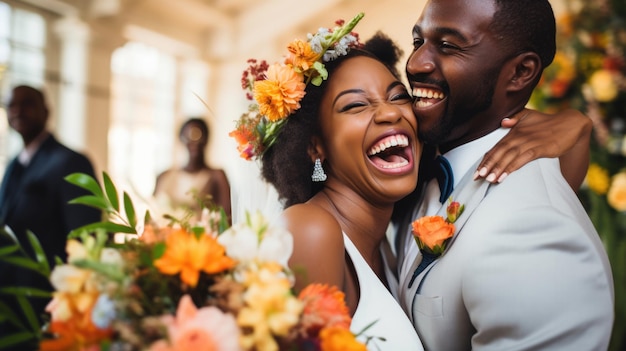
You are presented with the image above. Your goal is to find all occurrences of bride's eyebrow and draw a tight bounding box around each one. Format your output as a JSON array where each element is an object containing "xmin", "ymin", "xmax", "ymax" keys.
[
  {"xmin": 387, "ymin": 81, "xmax": 407, "ymax": 93},
  {"xmin": 332, "ymin": 88, "xmax": 365, "ymax": 106}
]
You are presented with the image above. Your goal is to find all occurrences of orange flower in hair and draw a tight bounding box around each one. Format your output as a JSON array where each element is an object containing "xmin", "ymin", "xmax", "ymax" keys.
[
  {"xmin": 254, "ymin": 64, "xmax": 306, "ymax": 122},
  {"xmin": 286, "ymin": 39, "xmax": 320, "ymax": 72},
  {"xmin": 230, "ymin": 13, "xmax": 364, "ymax": 160}
]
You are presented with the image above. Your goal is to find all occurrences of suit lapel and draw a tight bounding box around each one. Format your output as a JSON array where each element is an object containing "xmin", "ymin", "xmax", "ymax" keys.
[
  {"xmin": 401, "ymin": 159, "xmax": 492, "ymax": 320},
  {"xmin": 435, "ymin": 160, "xmax": 492, "ymax": 252}
]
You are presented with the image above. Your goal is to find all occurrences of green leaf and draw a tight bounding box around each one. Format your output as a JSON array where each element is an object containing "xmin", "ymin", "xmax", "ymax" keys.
[
  {"xmin": 15, "ymin": 294, "xmax": 39, "ymax": 336},
  {"xmin": 68, "ymin": 195, "xmax": 110, "ymax": 211},
  {"xmin": 218, "ymin": 207, "xmax": 230, "ymax": 234},
  {"xmin": 103, "ymin": 172, "xmax": 120, "ymax": 211},
  {"xmin": 0, "ymin": 257, "xmax": 47, "ymax": 277},
  {"xmin": 0, "ymin": 300, "xmax": 26, "ymax": 330},
  {"xmin": 68, "ymin": 222, "xmax": 136, "ymax": 237},
  {"xmin": 65, "ymin": 172, "xmax": 103, "ymax": 197},
  {"xmin": 123, "ymin": 192, "xmax": 137, "ymax": 228},
  {"xmin": 0, "ymin": 245, "xmax": 19, "ymax": 257},
  {"xmin": 0, "ymin": 287, "xmax": 52, "ymax": 298},
  {"xmin": 153, "ymin": 242, "xmax": 166, "ymax": 260},
  {"xmin": 0, "ymin": 331, "xmax": 37, "ymax": 349},
  {"xmin": 191, "ymin": 226, "xmax": 205, "ymax": 238},
  {"xmin": 144, "ymin": 210, "xmax": 152, "ymax": 225},
  {"xmin": 25, "ymin": 231, "xmax": 50, "ymax": 276},
  {"xmin": 0, "ymin": 226, "xmax": 18, "ymax": 244}
]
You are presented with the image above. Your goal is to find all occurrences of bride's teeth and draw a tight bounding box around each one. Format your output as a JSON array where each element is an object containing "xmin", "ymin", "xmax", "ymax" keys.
[
  {"xmin": 368, "ymin": 135, "xmax": 409, "ymax": 156},
  {"xmin": 381, "ymin": 159, "xmax": 409, "ymax": 169}
]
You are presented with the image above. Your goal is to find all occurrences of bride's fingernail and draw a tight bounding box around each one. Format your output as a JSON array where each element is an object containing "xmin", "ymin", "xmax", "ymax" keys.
[
  {"xmin": 486, "ymin": 173, "xmax": 497, "ymax": 183},
  {"xmin": 473, "ymin": 170, "xmax": 480, "ymax": 180},
  {"xmin": 479, "ymin": 167, "xmax": 488, "ymax": 177},
  {"xmin": 497, "ymin": 172, "xmax": 508, "ymax": 183}
]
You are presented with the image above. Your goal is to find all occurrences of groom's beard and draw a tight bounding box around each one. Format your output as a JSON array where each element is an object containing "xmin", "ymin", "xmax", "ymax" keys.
[{"xmin": 418, "ymin": 67, "xmax": 498, "ymax": 145}]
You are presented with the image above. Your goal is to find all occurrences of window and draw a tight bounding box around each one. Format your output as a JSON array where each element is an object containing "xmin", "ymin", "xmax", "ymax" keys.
[
  {"xmin": 110, "ymin": 41, "xmax": 177, "ymax": 199},
  {"xmin": 0, "ymin": 2, "xmax": 46, "ymax": 176}
]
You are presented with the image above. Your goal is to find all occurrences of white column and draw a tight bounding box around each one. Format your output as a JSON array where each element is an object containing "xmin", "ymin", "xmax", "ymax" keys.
[{"xmin": 53, "ymin": 15, "xmax": 90, "ymax": 150}]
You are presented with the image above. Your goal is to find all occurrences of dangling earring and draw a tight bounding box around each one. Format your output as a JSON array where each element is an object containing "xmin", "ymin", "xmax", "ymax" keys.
[{"xmin": 311, "ymin": 158, "xmax": 327, "ymax": 182}]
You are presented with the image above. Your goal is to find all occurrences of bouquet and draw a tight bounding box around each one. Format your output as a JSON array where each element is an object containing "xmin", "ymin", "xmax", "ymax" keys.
[{"xmin": 0, "ymin": 172, "xmax": 369, "ymax": 351}]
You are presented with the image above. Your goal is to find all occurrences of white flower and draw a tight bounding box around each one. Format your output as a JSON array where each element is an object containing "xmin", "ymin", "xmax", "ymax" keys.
[
  {"xmin": 49, "ymin": 264, "xmax": 91, "ymax": 293},
  {"xmin": 218, "ymin": 212, "xmax": 293, "ymax": 267},
  {"xmin": 257, "ymin": 224, "xmax": 293, "ymax": 266},
  {"xmin": 100, "ymin": 248, "xmax": 123, "ymax": 265},
  {"xmin": 218, "ymin": 225, "xmax": 258, "ymax": 262},
  {"xmin": 91, "ymin": 294, "xmax": 116, "ymax": 329}
]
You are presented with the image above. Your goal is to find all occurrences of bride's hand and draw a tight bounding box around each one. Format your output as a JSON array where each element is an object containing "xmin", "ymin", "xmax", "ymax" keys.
[{"xmin": 475, "ymin": 108, "xmax": 592, "ymax": 190}]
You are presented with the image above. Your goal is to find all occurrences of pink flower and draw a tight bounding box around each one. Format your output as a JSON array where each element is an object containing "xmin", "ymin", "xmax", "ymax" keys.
[{"xmin": 149, "ymin": 295, "xmax": 242, "ymax": 351}]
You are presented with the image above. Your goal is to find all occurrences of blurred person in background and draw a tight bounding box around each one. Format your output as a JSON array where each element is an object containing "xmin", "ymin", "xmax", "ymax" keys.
[
  {"xmin": 0, "ymin": 85, "xmax": 102, "ymax": 348},
  {"xmin": 154, "ymin": 117, "xmax": 231, "ymax": 222}
]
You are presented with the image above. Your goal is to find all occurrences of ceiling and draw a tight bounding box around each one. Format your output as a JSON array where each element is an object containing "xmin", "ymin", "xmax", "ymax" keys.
[{"xmin": 78, "ymin": 0, "xmax": 425, "ymax": 62}]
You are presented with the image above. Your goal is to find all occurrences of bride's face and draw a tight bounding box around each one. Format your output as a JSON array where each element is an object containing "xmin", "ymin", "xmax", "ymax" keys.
[{"xmin": 317, "ymin": 55, "xmax": 420, "ymax": 204}]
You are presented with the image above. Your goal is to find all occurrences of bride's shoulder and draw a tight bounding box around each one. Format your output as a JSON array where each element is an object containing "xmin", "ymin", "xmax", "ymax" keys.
[
  {"xmin": 281, "ymin": 203, "xmax": 342, "ymax": 241},
  {"xmin": 280, "ymin": 203, "xmax": 346, "ymax": 290}
]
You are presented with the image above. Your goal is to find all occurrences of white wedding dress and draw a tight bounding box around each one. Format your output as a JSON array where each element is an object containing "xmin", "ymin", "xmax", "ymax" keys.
[{"xmin": 344, "ymin": 233, "xmax": 424, "ymax": 351}]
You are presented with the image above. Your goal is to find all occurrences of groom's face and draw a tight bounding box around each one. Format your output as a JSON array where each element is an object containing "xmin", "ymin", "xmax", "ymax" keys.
[{"xmin": 406, "ymin": 0, "xmax": 506, "ymax": 148}]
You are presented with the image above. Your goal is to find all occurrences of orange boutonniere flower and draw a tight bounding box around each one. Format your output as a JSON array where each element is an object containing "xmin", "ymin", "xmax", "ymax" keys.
[
  {"xmin": 412, "ymin": 216, "xmax": 454, "ymax": 255},
  {"xmin": 412, "ymin": 200, "xmax": 465, "ymax": 255},
  {"xmin": 408, "ymin": 200, "xmax": 465, "ymax": 288}
]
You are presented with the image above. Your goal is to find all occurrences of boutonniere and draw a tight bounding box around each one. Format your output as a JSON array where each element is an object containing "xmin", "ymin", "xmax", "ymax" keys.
[{"xmin": 408, "ymin": 199, "xmax": 465, "ymax": 288}]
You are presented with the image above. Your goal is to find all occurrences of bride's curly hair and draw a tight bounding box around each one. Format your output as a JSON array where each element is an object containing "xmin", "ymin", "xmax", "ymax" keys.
[{"xmin": 260, "ymin": 31, "xmax": 405, "ymax": 207}]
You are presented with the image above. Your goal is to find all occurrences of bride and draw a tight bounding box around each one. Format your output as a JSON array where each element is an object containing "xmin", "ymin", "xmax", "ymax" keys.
[{"xmin": 230, "ymin": 15, "xmax": 589, "ymax": 350}]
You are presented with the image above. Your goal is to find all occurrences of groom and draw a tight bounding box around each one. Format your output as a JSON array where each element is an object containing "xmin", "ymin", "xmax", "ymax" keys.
[{"xmin": 393, "ymin": 0, "xmax": 614, "ymax": 349}]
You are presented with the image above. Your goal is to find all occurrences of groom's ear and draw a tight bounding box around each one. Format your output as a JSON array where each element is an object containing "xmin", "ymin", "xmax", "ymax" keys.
[
  {"xmin": 504, "ymin": 52, "xmax": 541, "ymax": 93},
  {"xmin": 308, "ymin": 136, "xmax": 326, "ymax": 163}
]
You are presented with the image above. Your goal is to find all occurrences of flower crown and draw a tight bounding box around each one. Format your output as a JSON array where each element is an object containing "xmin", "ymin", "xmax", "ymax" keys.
[{"xmin": 230, "ymin": 12, "xmax": 365, "ymax": 160}]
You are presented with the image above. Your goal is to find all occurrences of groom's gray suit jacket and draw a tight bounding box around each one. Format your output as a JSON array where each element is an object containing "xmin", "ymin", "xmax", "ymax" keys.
[{"xmin": 396, "ymin": 157, "xmax": 614, "ymax": 351}]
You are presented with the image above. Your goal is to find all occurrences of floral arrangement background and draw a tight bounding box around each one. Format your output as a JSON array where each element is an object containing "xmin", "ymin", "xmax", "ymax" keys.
[
  {"xmin": 0, "ymin": 172, "xmax": 370, "ymax": 351},
  {"xmin": 529, "ymin": 0, "xmax": 625, "ymax": 349}
]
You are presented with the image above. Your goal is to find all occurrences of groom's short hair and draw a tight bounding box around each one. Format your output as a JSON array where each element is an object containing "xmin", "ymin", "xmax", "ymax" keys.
[{"xmin": 489, "ymin": 0, "xmax": 556, "ymax": 70}]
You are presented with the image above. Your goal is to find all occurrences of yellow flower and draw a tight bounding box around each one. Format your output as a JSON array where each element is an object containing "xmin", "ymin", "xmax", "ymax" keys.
[
  {"xmin": 319, "ymin": 326, "xmax": 367, "ymax": 351},
  {"xmin": 286, "ymin": 39, "xmax": 320, "ymax": 72},
  {"xmin": 608, "ymin": 172, "xmax": 626, "ymax": 212},
  {"xmin": 589, "ymin": 69, "xmax": 618, "ymax": 102},
  {"xmin": 153, "ymin": 228, "xmax": 236, "ymax": 287},
  {"xmin": 586, "ymin": 163, "xmax": 611, "ymax": 195},
  {"xmin": 237, "ymin": 263, "xmax": 303, "ymax": 351},
  {"xmin": 254, "ymin": 64, "xmax": 306, "ymax": 122},
  {"xmin": 66, "ymin": 239, "xmax": 89, "ymax": 261}
]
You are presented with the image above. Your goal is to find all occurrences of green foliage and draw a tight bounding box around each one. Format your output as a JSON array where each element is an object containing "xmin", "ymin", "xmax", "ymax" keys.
[
  {"xmin": 0, "ymin": 227, "xmax": 49, "ymax": 349},
  {"xmin": 65, "ymin": 171, "xmax": 142, "ymax": 237}
]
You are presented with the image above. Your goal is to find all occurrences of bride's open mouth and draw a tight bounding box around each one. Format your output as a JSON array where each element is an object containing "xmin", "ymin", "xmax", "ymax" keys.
[{"xmin": 367, "ymin": 133, "xmax": 414, "ymax": 172}]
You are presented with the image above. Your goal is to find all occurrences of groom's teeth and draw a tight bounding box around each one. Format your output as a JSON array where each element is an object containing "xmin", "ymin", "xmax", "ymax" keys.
[{"xmin": 412, "ymin": 88, "xmax": 445, "ymax": 100}]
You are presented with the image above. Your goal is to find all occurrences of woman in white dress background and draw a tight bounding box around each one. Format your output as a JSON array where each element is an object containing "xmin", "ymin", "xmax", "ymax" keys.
[{"xmin": 154, "ymin": 118, "xmax": 232, "ymax": 221}]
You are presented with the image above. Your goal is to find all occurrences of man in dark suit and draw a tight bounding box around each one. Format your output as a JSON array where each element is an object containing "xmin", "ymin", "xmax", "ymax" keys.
[{"xmin": 0, "ymin": 85, "xmax": 101, "ymax": 348}]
